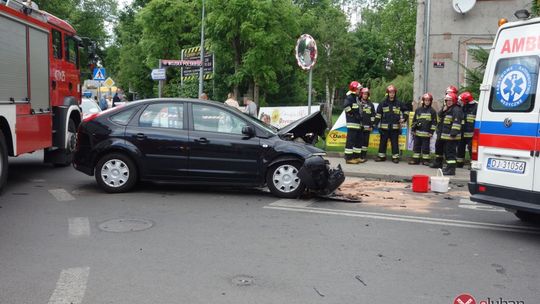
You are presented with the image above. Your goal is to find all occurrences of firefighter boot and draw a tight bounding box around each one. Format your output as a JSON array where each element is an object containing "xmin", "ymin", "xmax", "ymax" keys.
[
  {"xmin": 456, "ymin": 159, "xmax": 465, "ymax": 168},
  {"xmin": 430, "ymin": 157, "xmax": 443, "ymax": 169},
  {"xmin": 375, "ymin": 155, "xmax": 386, "ymax": 162},
  {"xmin": 408, "ymin": 158, "xmax": 420, "ymax": 165},
  {"xmin": 346, "ymin": 158, "xmax": 361, "ymax": 164},
  {"xmin": 442, "ymin": 163, "xmax": 456, "ymax": 176},
  {"xmin": 359, "ymin": 151, "xmax": 368, "ymax": 163}
]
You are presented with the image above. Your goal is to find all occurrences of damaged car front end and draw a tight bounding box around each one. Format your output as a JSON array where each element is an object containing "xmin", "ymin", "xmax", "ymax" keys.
[{"xmin": 268, "ymin": 111, "xmax": 345, "ymax": 197}]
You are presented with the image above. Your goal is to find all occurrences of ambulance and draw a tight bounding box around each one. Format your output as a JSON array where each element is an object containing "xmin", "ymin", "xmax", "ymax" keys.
[{"xmin": 468, "ymin": 11, "xmax": 540, "ymax": 221}]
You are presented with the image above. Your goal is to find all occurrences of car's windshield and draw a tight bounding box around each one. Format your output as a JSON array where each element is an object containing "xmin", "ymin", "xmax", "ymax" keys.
[
  {"xmin": 240, "ymin": 111, "xmax": 278, "ymax": 134},
  {"xmin": 81, "ymin": 99, "xmax": 100, "ymax": 114}
]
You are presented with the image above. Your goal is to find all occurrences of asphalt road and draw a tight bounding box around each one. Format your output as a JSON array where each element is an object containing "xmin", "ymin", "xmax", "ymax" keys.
[{"xmin": 1, "ymin": 153, "xmax": 539, "ymax": 304}]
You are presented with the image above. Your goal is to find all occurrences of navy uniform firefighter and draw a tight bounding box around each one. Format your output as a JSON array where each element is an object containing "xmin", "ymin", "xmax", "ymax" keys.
[
  {"xmin": 431, "ymin": 85, "xmax": 460, "ymax": 169},
  {"xmin": 432, "ymin": 92, "xmax": 463, "ymax": 176},
  {"xmin": 457, "ymin": 91, "xmax": 477, "ymax": 168},
  {"xmin": 408, "ymin": 93, "xmax": 437, "ymax": 165},
  {"xmin": 374, "ymin": 84, "xmax": 408, "ymax": 163},
  {"xmin": 343, "ymin": 81, "xmax": 363, "ymax": 164},
  {"xmin": 358, "ymin": 87, "xmax": 376, "ymax": 163}
]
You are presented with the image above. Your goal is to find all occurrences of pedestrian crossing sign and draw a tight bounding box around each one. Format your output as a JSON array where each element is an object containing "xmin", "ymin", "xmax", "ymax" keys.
[{"xmin": 93, "ymin": 68, "xmax": 106, "ymax": 81}]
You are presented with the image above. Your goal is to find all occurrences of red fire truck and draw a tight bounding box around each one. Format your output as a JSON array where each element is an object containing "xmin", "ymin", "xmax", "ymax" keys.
[{"xmin": 0, "ymin": 0, "xmax": 82, "ymax": 192}]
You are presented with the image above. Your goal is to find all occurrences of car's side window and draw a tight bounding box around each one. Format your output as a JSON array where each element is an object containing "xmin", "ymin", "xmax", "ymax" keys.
[
  {"xmin": 139, "ymin": 103, "xmax": 184, "ymax": 129},
  {"xmin": 192, "ymin": 104, "xmax": 245, "ymax": 134},
  {"xmin": 110, "ymin": 107, "xmax": 140, "ymax": 125}
]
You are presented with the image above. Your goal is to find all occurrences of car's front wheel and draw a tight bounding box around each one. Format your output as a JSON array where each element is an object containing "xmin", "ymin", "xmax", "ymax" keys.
[
  {"xmin": 95, "ymin": 153, "xmax": 137, "ymax": 193},
  {"xmin": 266, "ymin": 162, "xmax": 306, "ymax": 198}
]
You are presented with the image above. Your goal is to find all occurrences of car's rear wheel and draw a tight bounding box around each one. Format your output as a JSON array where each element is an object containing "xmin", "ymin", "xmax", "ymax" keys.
[
  {"xmin": 266, "ymin": 161, "xmax": 305, "ymax": 198},
  {"xmin": 514, "ymin": 210, "xmax": 540, "ymax": 223},
  {"xmin": 0, "ymin": 129, "xmax": 8, "ymax": 194},
  {"xmin": 95, "ymin": 153, "xmax": 137, "ymax": 193}
]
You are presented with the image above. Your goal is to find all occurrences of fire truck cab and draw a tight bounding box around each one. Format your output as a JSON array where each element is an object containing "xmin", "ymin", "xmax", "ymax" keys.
[
  {"xmin": 468, "ymin": 14, "xmax": 540, "ymax": 221},
  {"xmin": 0, "ymin": 0, "xmax": 82, "ymax": 192}
]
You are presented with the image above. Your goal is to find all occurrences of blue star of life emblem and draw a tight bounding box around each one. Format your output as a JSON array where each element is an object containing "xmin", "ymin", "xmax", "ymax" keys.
[{"xmin": 495, "ymin": 64, "xmax": 531, "ymax": 108}]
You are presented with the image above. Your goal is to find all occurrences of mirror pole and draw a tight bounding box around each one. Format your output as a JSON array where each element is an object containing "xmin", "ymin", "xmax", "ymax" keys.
[{"xmin": 308, "ymin": 68, "xmax": 313, "ymax": 114}]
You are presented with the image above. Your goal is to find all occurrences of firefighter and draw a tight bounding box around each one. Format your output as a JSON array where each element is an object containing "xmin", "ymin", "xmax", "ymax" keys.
[
  {"xmin": 374, "ymin": 84, "xmax": 408, "ymax": 163},
  {"xmin": 430, "ymin": 85, "xmax": 460, "ymax": 169},
  {"xmin": 358, "ymin": 87, "xmax": 376, "ymax": 163},
  {"xmin": 343, "ymin": 81, "xmax": 362, "ymax": 164},
  {"xmin": 409, "ymin": 93, "xmax": 437, "ymax": 165},
  {"xmin": 432, "ymin": 92, "xmax": 463, "ymax": 175},
  {"xmin": 457, "ymin": 91, "xmax": 477, "ymax": 168}
]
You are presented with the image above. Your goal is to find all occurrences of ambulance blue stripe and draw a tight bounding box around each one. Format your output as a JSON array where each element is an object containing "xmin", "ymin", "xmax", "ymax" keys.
[{"xmin": 475, "ymin": 121, "xmax": 539, "ymax": 137}]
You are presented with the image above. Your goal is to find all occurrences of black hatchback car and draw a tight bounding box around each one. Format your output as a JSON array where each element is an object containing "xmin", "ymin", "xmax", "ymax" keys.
[{"xmin": 73, "ymin": 98, "xmax": 344, "ymax": 198}]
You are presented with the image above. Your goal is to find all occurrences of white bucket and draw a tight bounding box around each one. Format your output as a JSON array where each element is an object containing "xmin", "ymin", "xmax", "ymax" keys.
[{"xmin": 431, "ymin": 169, "xmax": 449, "ymax": 193}]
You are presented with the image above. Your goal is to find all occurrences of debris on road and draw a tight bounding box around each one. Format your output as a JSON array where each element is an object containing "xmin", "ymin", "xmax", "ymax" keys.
[
  {"xmin": 321, "ymin": 177, "xmax": 468, "ymax": 213},
  {"xmin": 355, "ymin": 275, "xmax": 367, "ymax": 286},
  {"xmin": 313, "ymin": 287, "xmax": 325, "ymax": 297}
]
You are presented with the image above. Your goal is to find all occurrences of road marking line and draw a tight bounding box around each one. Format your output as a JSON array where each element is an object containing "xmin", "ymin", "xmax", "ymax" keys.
[
  {"xmin": 48, "ymin": 189, "xmax": 75, "ymax": 201},
  {"xmin": 68, "ymin": 218, "xmax": 90, "ymax": 238},
  {"xmin": 263, "ymin": 205, "xmax": 540, "ymax": 234},
  {"xmin": 269, "ymin": 199, "xmax": 316, "ymax": 208},
  {"xmin": 47, "ymin": 267, "xmax": 90, "ymax": 304}
]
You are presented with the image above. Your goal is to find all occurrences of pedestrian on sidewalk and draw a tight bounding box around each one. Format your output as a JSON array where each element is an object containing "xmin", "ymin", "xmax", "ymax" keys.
[
  {"xmin": 431, "ymin": 92, "xmax": 463, "ymax": 175},
  {"xmin": 457, "ymin": 91, "xmax": 477, "ymax": 168},
  {"xmin": 409, "ymin": 93, "xmax": 437, "ymax": 165},
  {"xmin": 374, "ymin": 84, "xmax": 408, "ymax": 163},
  {"xmin": 358, "ymin": 87, "xmax": 376, "ymax": 163},
  {"xmin": 224, "ymin": 92, "xmax": 240, "ymax": 109},
  {"xmin": 343, "ymin": 81, "xmax": 362, "ymax": 164}
]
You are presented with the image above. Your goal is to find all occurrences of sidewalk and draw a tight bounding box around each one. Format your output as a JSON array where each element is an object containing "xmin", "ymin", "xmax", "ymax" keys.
[{"xmin": 326, "ymin": 153, "xmax": 469, "ymax": 183}]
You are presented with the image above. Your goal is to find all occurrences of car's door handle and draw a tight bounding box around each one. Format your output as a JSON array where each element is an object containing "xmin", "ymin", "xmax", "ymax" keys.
[
  {"xmin": 134, "ymin": 133, "xmax": 146, "ymax": 140},
  {"xmin": 194, "ymin": 137, "xmax": 209, "ymax": 144}
]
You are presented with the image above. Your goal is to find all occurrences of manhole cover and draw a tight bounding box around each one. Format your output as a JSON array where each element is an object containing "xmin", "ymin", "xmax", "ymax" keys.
[
  {"xmin": 98, "ymin": 218, "xmax": 154, "ymax": 233},
  {"xmin": 231, "ymin": 275, "xmax": 254, "ymax": 286}
]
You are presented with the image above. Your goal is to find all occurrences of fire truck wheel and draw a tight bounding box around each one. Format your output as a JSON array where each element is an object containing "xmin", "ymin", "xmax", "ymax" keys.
[
  {"xmin": 0, "ymin": 129, "xmax": 8, "ymax": 193},
  {"xmin": 95, "ymin": 153, "xmax": 137, "ymax": 193},
  {"xmin": 52, "ymin": 119, "xmax": 77, "ymax": 167}
]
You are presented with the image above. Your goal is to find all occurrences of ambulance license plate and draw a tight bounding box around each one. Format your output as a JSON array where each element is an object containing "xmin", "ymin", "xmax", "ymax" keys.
[{"xmin": 486, "ymin": 158, "xmax": 526, "ymax": 174}]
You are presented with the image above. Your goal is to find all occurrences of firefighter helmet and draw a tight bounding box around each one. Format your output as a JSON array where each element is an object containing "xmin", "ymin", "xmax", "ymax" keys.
[
  {"xmin": 360, "ymin": 87, "xmax": 370, "ymax": 96},
  {"xmin": 445, "ymin": 85, "xmax": 458, "ymax": 94},
  {"xmin": 445, "ymin": 92, "xmax": 458, "ymax": 105},
  {"xmin": 422, "ymin": 93, "xmax": 433, "ymax": 104},
  {"xmin": 349, "ymin": 81, "xmax": 361, "ymax": 92},
  {"xmin": 386, "ymin": 84, "xmax": 397, "ymax": 93},
  {"xmin": 459, "ymin": 91, "xmax": 474, "ymax": 104}
]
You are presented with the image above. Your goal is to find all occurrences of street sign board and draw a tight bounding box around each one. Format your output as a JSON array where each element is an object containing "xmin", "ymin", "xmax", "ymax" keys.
[
  {"xmin": 151, "ymin": 68, "xmax": 167, "ymax": 80},
  {"xmin": 103, "ymin": 77, "xmax": 115, "ymax": 88},
  {"xmin": 93, "ymin": 68, "xmax": 106, "ymax": 81},
  {"xmin": 180, "ymin": 46, "xmax": 214, "ymax": 80}
]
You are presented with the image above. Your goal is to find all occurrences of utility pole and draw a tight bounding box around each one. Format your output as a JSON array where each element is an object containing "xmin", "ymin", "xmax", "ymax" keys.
[{"xmin": 198, "ymin": 0, "xmax": 205, "ymax": 97}]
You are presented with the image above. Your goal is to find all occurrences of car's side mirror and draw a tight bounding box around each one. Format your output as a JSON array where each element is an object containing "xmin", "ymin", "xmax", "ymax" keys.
[{"xmin": 242, "ymin": 125, "xmax": 255, "ymax": 137}]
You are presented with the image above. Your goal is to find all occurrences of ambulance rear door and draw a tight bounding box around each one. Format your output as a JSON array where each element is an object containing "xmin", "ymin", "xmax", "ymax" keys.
[{"xmin": 477, "ymin": 21, "xmax": 540, "ymax": 192}]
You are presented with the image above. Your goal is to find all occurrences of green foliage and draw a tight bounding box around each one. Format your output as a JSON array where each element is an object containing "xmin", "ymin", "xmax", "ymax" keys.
[
  {"xmin": 459, "ymin": 47, "xmax": 489, "ymax": 100},
  {"xmin": 369, "ymin": 73, "xmax": 414, "ymax": 104},
  {"xmin": 533, "ymin": 0, "xmax": 540, "ymax": 16}
]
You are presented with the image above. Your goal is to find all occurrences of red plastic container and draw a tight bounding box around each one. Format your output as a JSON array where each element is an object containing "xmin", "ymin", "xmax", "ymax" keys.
[{"xmin": 412, "ymin": 175, "xmax": 429, "ymax": 193}]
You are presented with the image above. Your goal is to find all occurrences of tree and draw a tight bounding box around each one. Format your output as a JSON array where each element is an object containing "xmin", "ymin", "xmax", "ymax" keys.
[{"xmin": 206, "ymin": 0, "xmax": 300, "ymax": 104}]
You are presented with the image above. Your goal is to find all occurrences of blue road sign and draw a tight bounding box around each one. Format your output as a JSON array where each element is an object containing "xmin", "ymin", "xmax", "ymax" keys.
[{"xmin": 93, "ymin": 68, "xmax": 106, "ymax": 81}]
